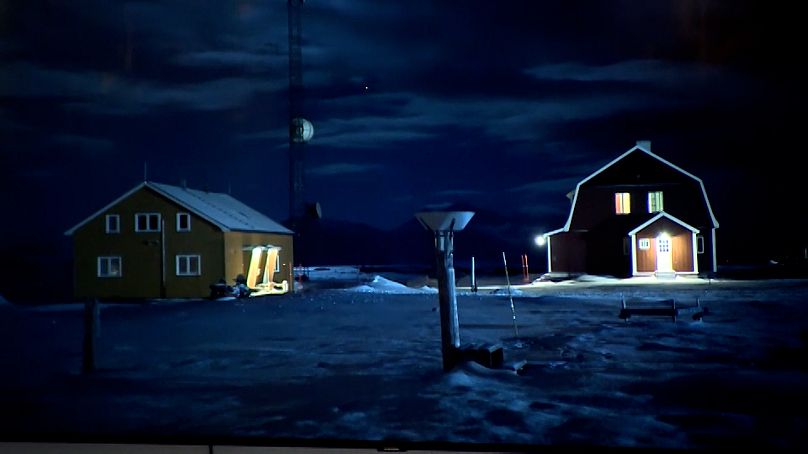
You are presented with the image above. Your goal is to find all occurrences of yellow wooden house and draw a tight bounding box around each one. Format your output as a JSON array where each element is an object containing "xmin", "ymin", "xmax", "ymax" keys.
[{"xmin": 65, "ymin": 181, "xmax": 294, "ymax": 299}]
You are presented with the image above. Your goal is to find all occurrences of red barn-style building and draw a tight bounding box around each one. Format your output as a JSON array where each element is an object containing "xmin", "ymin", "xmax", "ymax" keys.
[{"xmin": 544, "ymin": 141, "xmax": 719, "ymax": 279}]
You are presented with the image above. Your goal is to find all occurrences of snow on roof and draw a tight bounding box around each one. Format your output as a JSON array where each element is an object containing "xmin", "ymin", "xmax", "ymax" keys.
[
  {"xmin": 147, "ymin": 182, "xmax": 292, "ymax": 234},
  {"xmin": 65, "ymin": 181, "xmax": 292, "ymax": 235},
  {"xmin": 627, "ymin": 211, "xmax": 699, "ymax": 236}
]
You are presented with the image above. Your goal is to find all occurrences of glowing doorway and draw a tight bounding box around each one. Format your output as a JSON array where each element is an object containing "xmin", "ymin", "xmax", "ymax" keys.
[{"xmin": 656, "ymin": 234, "xmax": 673, "ymax": 272}]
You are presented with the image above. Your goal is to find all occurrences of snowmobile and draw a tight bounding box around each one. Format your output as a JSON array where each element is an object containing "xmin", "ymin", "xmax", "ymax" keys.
[{"xmin": 209, "ymin": 275, "xmax": 251, "ymax": 299}]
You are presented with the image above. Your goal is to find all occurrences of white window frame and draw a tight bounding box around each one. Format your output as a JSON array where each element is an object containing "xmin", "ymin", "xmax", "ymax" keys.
[
  {"xmin": 135, "ymin": 213, "xmax": 161, "ymax": 232},
  {"xmin": 97, "ymin": 256, "xmax": 122, "ymax": 278},
  {"xmin": 176, "ymin": 212, "xmax": 191, "ymax": 232},
  {"xmin": 647, "ymin": 191, "xmax": 664, "ymax": 213},
  {"xmin": 639, "ymin": 238, "xmax": 651, "ymax": 250},
  {"xmin": 274, "ymin": 254, "xmax": 281, "ymax": 273},
  {"xmin": 615, "ymin": 192, "xmax": 631, "ymax": 214},
  {"xmin": 176, "ymin": 254, "xmax": 201, "ymax": 276},
  {"xmin": 105, "ymin": 214, "xmax": 120, "ymax": 234},
  {"xmin": 697, "ymin": 235, "xmax": 705, "ymax": 254}
]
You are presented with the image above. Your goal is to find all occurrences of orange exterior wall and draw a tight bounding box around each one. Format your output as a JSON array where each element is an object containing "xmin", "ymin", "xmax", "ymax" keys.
[
  {"xmin": 634, "ymin": 218, "xmax": 694, "ymax": 273},
  {"xmin": 549, "ymin": 232, "xmax": 587, "ymax": 273}
]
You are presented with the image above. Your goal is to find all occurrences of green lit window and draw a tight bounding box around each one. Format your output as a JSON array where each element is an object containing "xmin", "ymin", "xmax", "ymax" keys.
[{"xmin": 648, "ymin": 191, "xmax": 664, "ymax": 213}]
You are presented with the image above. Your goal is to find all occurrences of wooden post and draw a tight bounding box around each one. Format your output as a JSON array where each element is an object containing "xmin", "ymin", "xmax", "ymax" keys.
[
  {"xmin": 672, "ymin": 298, "xmax": 677, "ymax": 323},
  {"xmin": 522, "ymin": 254, "xmax": 530, "ymax": 283},
  {"xmin": 288, "ymin": 263, "xmax": 294, "ymax": 293},
  {"xmin": 160, "ymin": 218, "xmax": 166, "ymax": 298},
  {"xmin": 82, "ymin": 299, "xmax": 100, "ymax": 374}
]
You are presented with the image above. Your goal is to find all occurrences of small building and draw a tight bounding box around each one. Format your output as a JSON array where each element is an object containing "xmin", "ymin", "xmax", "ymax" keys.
[
  {"xmin": 544, "ymin": 141, "xmax": 719, "ymax": 278},
  {"xmin": 65, "ymin": 181, "xmax": 294, "ymax": 299}
]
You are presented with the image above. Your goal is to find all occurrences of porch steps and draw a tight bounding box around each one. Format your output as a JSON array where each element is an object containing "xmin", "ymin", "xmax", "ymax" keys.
[{"xmin": 654, "ymin": 271, "xmax": 677, "ymax": 280}]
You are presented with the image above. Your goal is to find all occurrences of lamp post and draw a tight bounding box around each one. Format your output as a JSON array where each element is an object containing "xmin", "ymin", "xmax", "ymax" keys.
[{"xmin": 415, "ymin": 211, "xmax": 474, "ymax": 371}]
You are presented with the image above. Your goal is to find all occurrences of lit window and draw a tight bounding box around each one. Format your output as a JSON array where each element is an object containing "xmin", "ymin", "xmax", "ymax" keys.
[
  {"xmin": 98, "ymin": 256, "xmax": 122, "ymax": 277},
  {"xmin": 639, "ymin": 238, "xmax": 651, "ymax": 250},
  {"xmin": 648, "ymin": 191, "xmax": 664, "ymax": 213},
  {"xmin": 658, "ymin": 238, "xmax": 670, "ymax": 253},
  {"xmin": 135, "ymin": 213, "xmax": 161, "ymax": 232},
  {"xmin": 177, "ymin": 213, "xmax": 191, "ymax": 232},
  {"xmin": 275, "ymin": 255, "xmax": 281, "ymax": 273},
  {"xmin": 615, "ymin": 192, "xmax": 631, "ymax": 214},
  {"xmin": 697, "ymin": 235, "xmax": 705, "ymax": 254},
  {"xmin": 105, "ymin": 214, "xmax": 120, "ymax": 234},
  {"xmin": 176, "ymin": 255, "xmax": 201, "ymax": 276}
]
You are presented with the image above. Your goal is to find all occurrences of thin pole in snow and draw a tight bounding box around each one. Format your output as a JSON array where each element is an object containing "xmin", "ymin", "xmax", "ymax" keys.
[
  {"xmin": 502, "ymin": 251, "xmax": 519, "ymax": 338},
  {"xmin": 471, "ymin": 256, "xmax": 477, "ymax": 293}
]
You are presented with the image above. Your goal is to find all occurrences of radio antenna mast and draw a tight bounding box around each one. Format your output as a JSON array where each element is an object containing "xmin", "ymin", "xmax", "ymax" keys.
[{"xmin": 287, "ymin": 0, "xmax": 313, "ymax": 225}]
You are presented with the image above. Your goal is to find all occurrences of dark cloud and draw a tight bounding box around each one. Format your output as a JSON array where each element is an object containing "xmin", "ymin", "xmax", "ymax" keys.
[
  {"xmin": 308, "ymin": 162, "xmax": 383, "ymax": 177},
  {"xmin": 0, "ymin": 0, "xmax": 804, "ymax": 262}
]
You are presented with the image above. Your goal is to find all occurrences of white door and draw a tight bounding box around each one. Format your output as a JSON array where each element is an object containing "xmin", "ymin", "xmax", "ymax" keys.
[{"xmin": 656, "ymin": 234, "xmax": 673, "ymax": 272}]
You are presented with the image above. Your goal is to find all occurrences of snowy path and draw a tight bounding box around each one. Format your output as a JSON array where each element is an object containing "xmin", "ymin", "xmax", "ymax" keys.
[{"xmin": 1, "ymin": 279, "xmax": 807, "ymax": 450}]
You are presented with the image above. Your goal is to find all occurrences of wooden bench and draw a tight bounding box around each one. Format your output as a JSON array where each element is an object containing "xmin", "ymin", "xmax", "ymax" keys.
[{"xmin": 619, "ymin": 294, "xmax": 708, "ymax": 322}]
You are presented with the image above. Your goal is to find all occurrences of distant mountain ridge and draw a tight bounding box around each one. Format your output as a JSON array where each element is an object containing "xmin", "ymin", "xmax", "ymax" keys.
[{"xmin": 293, "ymin": 206, "xmax": 548, "ymax": 274}]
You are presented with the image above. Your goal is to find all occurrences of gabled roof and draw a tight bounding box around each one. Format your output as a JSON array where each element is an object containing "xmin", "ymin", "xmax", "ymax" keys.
[
  {"xmin": 65, "ymin": 181, "xmax": 293, "ymax": 235},
  {"xmin": 558, "ymin": 144, "xmax": 719, "ymax": 232},
  {"xmin": 627, "ymin": 211, "xmax": 699, "ymax": 236}
]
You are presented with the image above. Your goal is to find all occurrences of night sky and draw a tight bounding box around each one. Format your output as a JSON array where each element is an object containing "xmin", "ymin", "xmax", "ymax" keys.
[{"xmin": 1, "ymin": 1, "xmax": 806, "ymax": 270}]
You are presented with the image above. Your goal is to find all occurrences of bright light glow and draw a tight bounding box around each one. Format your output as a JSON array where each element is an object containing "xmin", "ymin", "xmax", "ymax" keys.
[{"xmin": 534, "ymin": 235, "xmax": 546, "ymax": 247}]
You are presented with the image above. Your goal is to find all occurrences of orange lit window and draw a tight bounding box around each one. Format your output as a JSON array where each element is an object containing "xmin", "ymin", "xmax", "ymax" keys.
[{"xmin": 615, "ymin": 192, "xmax": 631, "ymax": 214}]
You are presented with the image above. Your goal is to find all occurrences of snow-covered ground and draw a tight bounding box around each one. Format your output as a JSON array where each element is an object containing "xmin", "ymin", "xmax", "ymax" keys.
[{"xmin": 1, "ymin": 268, "xmax": 807, "ymax": 451}]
